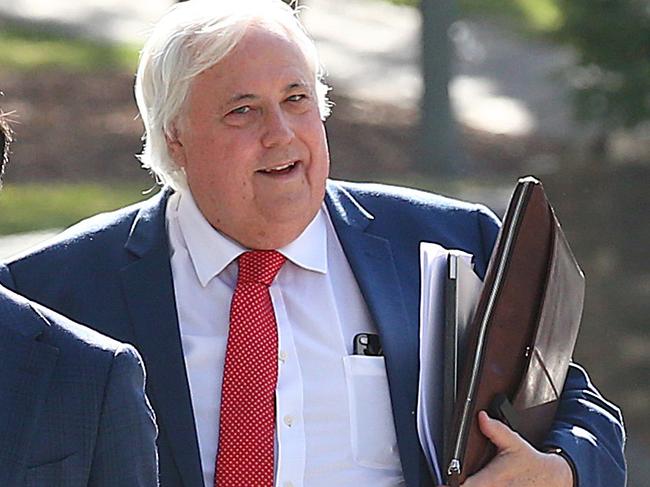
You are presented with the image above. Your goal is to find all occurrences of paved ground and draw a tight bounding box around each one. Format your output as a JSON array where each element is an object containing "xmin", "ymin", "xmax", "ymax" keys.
[{"xmin": 0, "ymin": 229, "xmax": 60, "ymax": 260}]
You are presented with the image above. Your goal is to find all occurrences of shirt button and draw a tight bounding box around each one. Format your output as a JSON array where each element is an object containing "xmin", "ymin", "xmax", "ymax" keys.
[
  {"xmin": 279, "ymin": 350, "xmax": 288, "ymax": 363},
  {"xmin": 283, "ymin": 415, "xmax": 294, "ymax": 427}
]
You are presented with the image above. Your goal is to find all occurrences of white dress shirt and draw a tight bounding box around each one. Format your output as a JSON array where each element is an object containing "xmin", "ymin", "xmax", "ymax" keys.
[{"xmin": 166, "ymin": 190, "xmax": 406, "ymax": 487}]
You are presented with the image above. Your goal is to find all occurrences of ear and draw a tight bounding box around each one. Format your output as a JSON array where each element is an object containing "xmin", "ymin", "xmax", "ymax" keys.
[{"xmin": 165, "ymin": 123, "xmax": 187, "ymax": 168}]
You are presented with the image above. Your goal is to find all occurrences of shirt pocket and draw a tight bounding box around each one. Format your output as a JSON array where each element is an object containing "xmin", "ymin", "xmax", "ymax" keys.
[{"xmin": 343, "ymin": 355, "xmax": 401, "ymax": 470}]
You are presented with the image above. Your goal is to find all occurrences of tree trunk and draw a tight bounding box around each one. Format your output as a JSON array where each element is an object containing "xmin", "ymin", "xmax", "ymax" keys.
[{"xmin": 419, "ymin": 0, "xmax": 463, "ymax": 176}]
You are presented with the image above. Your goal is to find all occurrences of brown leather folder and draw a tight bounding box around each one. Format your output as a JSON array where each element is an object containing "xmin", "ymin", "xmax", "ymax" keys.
[{"xmin": 444, "ymin": 176, "xmax": 585, "ymax": 486}]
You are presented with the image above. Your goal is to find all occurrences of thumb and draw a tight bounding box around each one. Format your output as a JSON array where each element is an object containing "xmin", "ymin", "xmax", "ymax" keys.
[{"xmin": 477, "ymin": 410, "xmax": 522, "ymax": 453}]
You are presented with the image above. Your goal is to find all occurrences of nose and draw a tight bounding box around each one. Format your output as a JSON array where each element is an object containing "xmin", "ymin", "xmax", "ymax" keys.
[{"xmin": 261, "ymin": 107, "xmax": 294, "ymax": 148}]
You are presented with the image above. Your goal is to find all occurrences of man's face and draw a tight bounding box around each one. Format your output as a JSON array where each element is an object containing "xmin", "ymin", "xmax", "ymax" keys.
[{"xmin": 168, "ymin": 25, "xmax": 330, "ymax": 249}]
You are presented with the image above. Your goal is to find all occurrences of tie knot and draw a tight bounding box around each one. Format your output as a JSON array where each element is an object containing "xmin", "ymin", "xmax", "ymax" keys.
[{"xmin": 237, "ymin": 250, "xmax": 286, "ymax": 286}]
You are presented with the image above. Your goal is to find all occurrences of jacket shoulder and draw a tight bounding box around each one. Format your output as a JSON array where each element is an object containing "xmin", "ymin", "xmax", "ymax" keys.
[
  {"xmin": 5, "ymin": 191, "xmax": 166, "ymax": 268},
  {"xmin": 329, "ymin": 179, "xmax": 501, "ymax": 239},
  {"xmin": 330, "ymin": 179, "xmax": 499, "ymax": 220},
  {"xmin": 0, "ymin": 284, "xmax": 132, "ymax": 364},
  {"xmin": 36, "ymin": 302, "xmax": 131, "ymax": 359},
  {"xmin": 327, "ymin": 180, "xmax": 502, "ymax": 277}
]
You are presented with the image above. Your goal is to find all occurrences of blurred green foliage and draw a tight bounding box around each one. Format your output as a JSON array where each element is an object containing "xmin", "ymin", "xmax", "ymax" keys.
[
  {"xmin": 555, "ymin": 0, "xmax": 650, "ymax": 128},
  {"xmin": 0, "ymin": 23, "xmax": 139, "ymax": 72},
  {"xmin": 0, "ymin": 183, "xmax": 153, "ymax": 234},
  {"xmin": 387, "ymin": 0, "xmax": 562, "ymax": 32},
  {"xmin": 388, "ymin": 0, "xmax": 649, "ymax": 130}
]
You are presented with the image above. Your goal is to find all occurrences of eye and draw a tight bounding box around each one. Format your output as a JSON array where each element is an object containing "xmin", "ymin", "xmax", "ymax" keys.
[
  {"xmin": 230, "ymin": 105, "xmax": 251, "ymax": 115},
  {"xmin": 286, "ymin": 93, "xmax": 307, "ymax": 102}
]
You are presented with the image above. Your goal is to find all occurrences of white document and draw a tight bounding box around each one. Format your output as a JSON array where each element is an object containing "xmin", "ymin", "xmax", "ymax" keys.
[{"xmin": 416, "ymin": 242, "xmax": 476, "ymax": 485}]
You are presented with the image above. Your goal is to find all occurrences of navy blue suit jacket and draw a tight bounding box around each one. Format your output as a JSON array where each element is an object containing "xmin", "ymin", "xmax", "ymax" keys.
[
  {"xmin": 0, "ymin": 285, "xmax": 158, "ymax": 486},
  {"xmin": 0, "ymin": 180, "xmax": 626, "ymax": 487}
]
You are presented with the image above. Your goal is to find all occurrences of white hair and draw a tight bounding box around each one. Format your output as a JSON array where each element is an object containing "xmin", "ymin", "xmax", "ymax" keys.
[{"xmin": 134, "ymin": 0, "xmax": 332, "ymax": 190}]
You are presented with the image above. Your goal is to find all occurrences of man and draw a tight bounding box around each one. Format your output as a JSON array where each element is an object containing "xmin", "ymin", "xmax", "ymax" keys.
[
  {"xmin": 0, "ymin": 1, "xmax": 626, "ymax": 486},
  {"xmin": 0, "ymin": 113, "xmax": 159, "ymax": 485}
]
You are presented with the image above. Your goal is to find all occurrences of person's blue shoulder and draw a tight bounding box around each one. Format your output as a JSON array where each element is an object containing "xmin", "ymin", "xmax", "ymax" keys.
[
  {"xmin": 4, "ymin": 189, "xmax": 168, "ymax": 270},
  {"xmin": 329, "ymin": 180, "xmax": 501, "ymax": 276}
]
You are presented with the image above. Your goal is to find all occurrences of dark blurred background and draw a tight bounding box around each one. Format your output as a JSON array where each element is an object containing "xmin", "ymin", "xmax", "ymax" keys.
[{"xmin": 0, "ymin": 0, "xmax": 648, "ymax": 484}]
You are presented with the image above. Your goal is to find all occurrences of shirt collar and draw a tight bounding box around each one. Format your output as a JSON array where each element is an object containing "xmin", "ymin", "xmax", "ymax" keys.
[{"xmin": 174, "ymin": 190, "xmax": 328, "ymax": 287}]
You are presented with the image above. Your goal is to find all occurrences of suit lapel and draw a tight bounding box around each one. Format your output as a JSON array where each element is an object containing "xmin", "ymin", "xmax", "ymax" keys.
[
  {"xmin": 119, "ymin": 192, "xmax": 203, "ymax": 487},
  {"xmin": 115, "ymin": 184, "xmax": 426, "ymax": 486},
  {"xmin": 325, "ymin": 182, "xmax": 424, "ymax": 487},
  {"xmin": 0, "ymin": 292, "xmax": 59, "ymax": 487}
]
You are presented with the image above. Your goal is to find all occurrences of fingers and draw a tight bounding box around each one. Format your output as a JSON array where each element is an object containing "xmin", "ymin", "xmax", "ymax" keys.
[
  {"xmin": 462, "ymin": 411, "xmax": 556, "ymax": 487},
  {"xmin": 461, "ymin": 411, "xmax": 571, "ymax": 487},
  {"xmin": 477, "ymin": 410, "xmax": 523, "ymax": 453}
]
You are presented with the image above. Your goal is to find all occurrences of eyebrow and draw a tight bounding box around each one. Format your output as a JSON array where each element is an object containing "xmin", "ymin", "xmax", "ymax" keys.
[
  {"xmin": 227, "ymin": 93, "xmax": 258, "ymax": 105},
  {"xmin": 286, "ymin": 81, "xmax": 309, "ymax": 91},
  {"xmin": 226, "ymin": 81, "xmax": 311, "ymax": 105}
]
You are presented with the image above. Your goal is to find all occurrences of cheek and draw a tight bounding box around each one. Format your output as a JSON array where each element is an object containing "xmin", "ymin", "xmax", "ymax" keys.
[
  {"xmin": 296, "ymin": 113, "xmax": 324, "ymax": 147},
  {"xmin": 309, "ymin": 125, "xmax": 330, "ymax": 172},
  {"xmin": 188, "ymin": 140, "xmax": 259, "ymax": 195}
]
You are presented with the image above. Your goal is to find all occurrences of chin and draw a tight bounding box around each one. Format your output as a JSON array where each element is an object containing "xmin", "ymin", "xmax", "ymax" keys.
[{"xmin": 250, "ymin": 213, "xmax": 317, "ymax": 250}]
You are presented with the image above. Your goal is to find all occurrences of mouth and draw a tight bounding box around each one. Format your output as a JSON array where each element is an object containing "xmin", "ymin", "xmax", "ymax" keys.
[{"xmin": 257, "ymin": 160, "xmax": 300, "ymax": 176}]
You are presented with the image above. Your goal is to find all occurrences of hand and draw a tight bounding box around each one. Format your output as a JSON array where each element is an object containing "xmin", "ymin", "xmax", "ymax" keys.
[{"xmin": 459, "ymin": 411, "xmax": 574, "ymax": 487}]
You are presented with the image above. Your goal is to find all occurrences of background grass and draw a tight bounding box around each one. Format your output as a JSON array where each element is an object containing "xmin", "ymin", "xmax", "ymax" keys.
[
  {"xmin": 0, "ymin": 22, "xmax": 147, "ymax": 235},
  {"xmin": 0, "ymin": 178, "xmax": 510, "ymax": 235},
  {"xmin": 0, "ymin": 22, "xmax": 139, "ymax": 72},
  {"xmin": 0, "ymin": 183, "xmax": 156, "ymax": 235},
  {"xmin": 387, "ymin": 0, "xmax": 563, "ymax": 33}
]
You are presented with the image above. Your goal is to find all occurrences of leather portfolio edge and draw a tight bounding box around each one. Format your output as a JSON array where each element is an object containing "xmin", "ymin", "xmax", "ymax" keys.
[{"xmin": 444, "ymin": 176, "xmax": 585, "ymax": 486}]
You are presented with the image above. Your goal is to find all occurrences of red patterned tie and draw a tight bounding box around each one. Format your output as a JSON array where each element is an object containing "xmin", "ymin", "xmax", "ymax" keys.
[{"xmin": 216, "ymin": 250, "xmax": 286, "ymax": 487}]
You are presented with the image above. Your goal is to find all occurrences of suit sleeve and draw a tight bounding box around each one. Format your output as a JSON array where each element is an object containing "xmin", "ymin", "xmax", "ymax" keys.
[
  {"xmin": 88, "ymin": 343, "xmax": 159, "ymax": 487},
  {"xmin": 543, "ymin": 363, "xmax": 626, "ymax": 487}
]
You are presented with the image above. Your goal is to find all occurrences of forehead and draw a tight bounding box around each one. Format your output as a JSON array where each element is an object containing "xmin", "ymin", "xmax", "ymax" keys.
[
  {"xmin": 235, "ymin": 26, "xmax": 307, "ymax": 65},
  {"xmin": 193, "ymin": 26, "xmax": 313, "ymax": 95}
]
